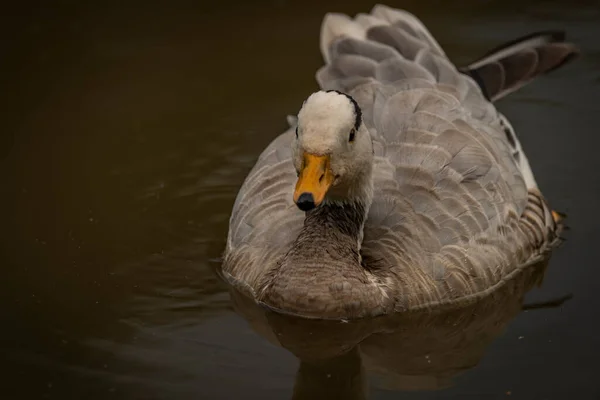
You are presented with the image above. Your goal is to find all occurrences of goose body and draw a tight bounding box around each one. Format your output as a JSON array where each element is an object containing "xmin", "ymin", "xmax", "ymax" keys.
[{"xmin": 222, "ymin": 5, "xmax": 576, "ymax": 319}]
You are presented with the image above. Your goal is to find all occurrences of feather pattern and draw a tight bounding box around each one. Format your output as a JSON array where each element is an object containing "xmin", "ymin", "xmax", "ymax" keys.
[
  {"xmin": 461, "ymin": 31, "xmax": 579, "ymax": 101},
  {"xmin": 222, "ymin": 4, "xmax": 575, "ymax": 319}
]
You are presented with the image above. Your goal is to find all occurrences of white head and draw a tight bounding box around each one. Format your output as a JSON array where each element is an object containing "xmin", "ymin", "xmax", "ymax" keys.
[{"xmin": 292, "ymin": 90, "xmax": 374, "ymax": 211}]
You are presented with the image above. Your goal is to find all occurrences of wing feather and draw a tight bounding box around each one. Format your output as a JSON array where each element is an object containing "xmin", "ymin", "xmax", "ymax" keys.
[{"xmin": 224, "ymin": 5, "xmax": 572, "ymax": 310}]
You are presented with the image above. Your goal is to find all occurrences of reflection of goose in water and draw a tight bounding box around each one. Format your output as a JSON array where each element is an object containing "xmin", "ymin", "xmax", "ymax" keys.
[
  {"xmin": 227, "ymin": 260, "xmax": 569, "ymax": 398},
  {"xmin": 221, "ymin": 4, "xmax": 576, "ymax": 319}
]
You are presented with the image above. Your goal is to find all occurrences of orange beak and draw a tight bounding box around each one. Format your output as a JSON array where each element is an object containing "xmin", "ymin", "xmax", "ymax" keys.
[{"xmin": 293, "ymin": 153, "xmax": 334, "ymax": 210}]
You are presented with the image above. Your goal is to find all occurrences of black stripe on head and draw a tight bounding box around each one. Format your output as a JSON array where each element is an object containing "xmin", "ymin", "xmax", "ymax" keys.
[{"xmin": 326, "ymin": 90, "xmax": 362, "ymax": 131}]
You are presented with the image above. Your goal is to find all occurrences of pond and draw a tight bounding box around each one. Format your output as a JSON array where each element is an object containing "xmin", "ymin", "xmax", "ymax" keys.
[{"xmin": 2, "ymin": 0, "xmax": 599, "ymax": 398}]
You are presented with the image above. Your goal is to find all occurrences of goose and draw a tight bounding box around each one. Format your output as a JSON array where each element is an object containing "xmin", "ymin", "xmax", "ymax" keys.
[
  {"xmin": 229, "ymin": 259, "xmax": 555, "ymax": 393},
  {"xmin": 221, "ymin": 4, "xmax": 577, "ymax": 319}
]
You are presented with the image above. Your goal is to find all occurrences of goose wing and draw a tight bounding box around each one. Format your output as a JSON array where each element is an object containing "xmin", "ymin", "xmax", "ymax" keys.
[
  {"xmin": 224, "ymin": 129, "xmax": 302, "ymax": 294},
  {"xmin": 317, "ymin": 5, "xmax": 569, "ymax": 309}
]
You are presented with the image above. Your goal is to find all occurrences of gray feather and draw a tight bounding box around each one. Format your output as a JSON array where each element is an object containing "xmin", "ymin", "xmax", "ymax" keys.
[{"xmin": 223, "ymin": 5, "xmax": 572, "ymax": 318}]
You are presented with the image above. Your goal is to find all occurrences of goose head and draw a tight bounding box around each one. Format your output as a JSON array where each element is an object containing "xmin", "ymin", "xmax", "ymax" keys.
[{"xmin": 292, "ymin": 90, "xmax": 374, "ymax": 211}]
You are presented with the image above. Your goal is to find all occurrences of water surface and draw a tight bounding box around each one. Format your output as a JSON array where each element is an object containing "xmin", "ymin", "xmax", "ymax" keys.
[{"xmin": 2, "ymin": 1, "xmax": 600, "ymax": 398}]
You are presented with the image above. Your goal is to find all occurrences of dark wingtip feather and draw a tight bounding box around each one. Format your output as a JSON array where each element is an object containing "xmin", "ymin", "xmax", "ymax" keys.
[
  {"xmin": 461, "ymin": 31, "xmax": 579, "ymax": 102},
  {"xmin": 542, "ymin": 44, "xmax": 580, "ymax": 75},
  {"xmin": 478, "ymin": 30, "xmax": 567, "ymax": 61}
]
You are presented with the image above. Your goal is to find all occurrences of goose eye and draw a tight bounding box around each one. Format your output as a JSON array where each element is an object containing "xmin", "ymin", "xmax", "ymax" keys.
[
  {"xmin": 349, "ymin": 128, "xmax": 356, "ymax": 142},
  {"xmin": 295, "ymin": 126, "xmax": 299, "ymax": 138}
]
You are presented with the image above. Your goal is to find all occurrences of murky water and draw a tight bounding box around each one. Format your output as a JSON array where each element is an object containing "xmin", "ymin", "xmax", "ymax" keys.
[{"xmin": 2, "ymin": 1, "xmax": 600, "ymax": 399}]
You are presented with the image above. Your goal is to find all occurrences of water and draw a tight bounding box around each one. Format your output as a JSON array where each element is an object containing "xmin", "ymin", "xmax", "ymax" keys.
[{"xmin": 2, "ymin": 1, "xmax": 599, "ymax": 398}]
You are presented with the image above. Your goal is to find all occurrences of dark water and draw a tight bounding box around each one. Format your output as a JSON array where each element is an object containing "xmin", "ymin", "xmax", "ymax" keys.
[{"xmin": 2, "ymin": 1, "xmax": 600, "ymax": 399}]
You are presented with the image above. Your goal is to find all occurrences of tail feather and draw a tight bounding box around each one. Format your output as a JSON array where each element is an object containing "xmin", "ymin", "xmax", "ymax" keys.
[
  {"xmin": 318, "ymin": 8, "xmax": 578, "ymax": 103},
  {"xmin": 317, "ymin": 5, "xmax": 457, "ymax": 93},
  {"xmin": 320, "ymin": 13, "xmax": 366, "ymax": 64},
  {"xmin": 319, "ymin": 4, "xmax": 446, "ymax": 66},
  {"xmin": 461, "ymin": 31, "xmax": 579, "ymax": 101},
  {"xmin": 370, "ymin": 4, "xmax": 446, "ymax": 57}
]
